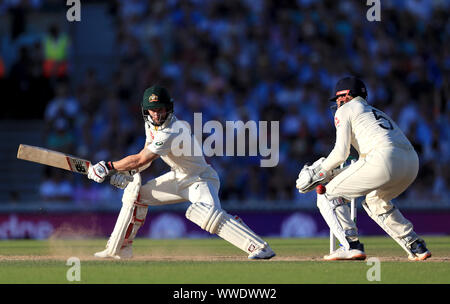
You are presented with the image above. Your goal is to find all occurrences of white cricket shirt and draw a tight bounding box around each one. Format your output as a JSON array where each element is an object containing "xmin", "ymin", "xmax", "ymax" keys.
[
  {"xmin": 145, "ymin": 115, "xmax": 217, "ymax": 184},
  {"xmin": 321, "ymin": 97, "xmax": 414, "ymax": 171}
]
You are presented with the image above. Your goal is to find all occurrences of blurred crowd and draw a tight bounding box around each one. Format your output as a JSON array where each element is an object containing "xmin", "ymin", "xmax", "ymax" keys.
[{"xmin": 0, "ymin": 0, "xmax": 448, "ymax": 205}]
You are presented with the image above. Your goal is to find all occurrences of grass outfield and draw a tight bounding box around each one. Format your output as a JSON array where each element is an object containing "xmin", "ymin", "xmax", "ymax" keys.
[{"xmin": 0, "ymin": 236, "xmax": 449, "ymax": 284}]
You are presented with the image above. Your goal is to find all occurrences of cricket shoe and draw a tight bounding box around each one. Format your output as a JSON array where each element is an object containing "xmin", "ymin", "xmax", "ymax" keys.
[
  {"xmin": 248, "ymin": 244, "xmax": 276, "ymax": 260},
  {"xmin": 324, "ymin": 243, "xmax": 366, "ymax": 261},
  {"xmin": 408, "ymin": 239, "xmax": 431, "ymax": 261},
  {"xmin": 94, "ymin": 248, "xmax": 121, "ymax": 260},
  {"xmin": 94, "ymin": 244, "xmax": 133, "ymax": 260}
]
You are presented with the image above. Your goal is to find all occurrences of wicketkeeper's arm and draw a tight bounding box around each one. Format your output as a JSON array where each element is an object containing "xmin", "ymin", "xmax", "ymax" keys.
[
  {"xmin": 321, "ymin": 110, "xmax": 352, "ymax": 171},
  {"xmin": 296, "ymin": 158, "xmax": 330, "ymax": 193},
  {"xmin": 328, "ymin": 165, "xmax": 349, "ymax": 180},
  {"xmin": 295, "ymin": 160, "xmax": 352, "ymax": 194}
]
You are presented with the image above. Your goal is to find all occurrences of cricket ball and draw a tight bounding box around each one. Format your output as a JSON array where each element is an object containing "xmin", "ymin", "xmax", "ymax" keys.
[{"xmin": 316, "ymin": 184, "xmax": 326, "ymax": 194}]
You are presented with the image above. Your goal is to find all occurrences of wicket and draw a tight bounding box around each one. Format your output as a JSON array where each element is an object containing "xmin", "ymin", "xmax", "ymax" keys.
[{"xmin": 329, "ymin": 159, "xmax": 357, "ymax": 253}]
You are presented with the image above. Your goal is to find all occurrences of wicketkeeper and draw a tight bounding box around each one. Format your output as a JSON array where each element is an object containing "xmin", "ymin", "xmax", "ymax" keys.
[
  {"xmin": 87, "ymin": 85, "xmax": 275, "ymax": 260},
  {"xmin": 296, "ymin": 76, "xmax": 431, "ymax": 261}
]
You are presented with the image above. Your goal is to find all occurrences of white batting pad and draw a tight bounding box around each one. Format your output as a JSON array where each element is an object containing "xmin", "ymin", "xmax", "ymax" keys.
[
  {"xmin": 317, "ymin": 194, "xmax": 350, "ymax": 250},
  {"xmin": 122, "ymin": 173, "xmax": 142, "ymax": 204},
  {"xmin": 105, "ymin": 202, "xmax": 134, "ymax": 256},
  {"xmin": 104, "ymin": 173, "xmax": 145, "ymax": 256},
  {"xmin": 186, "ymin": 202, "xmax": 267, "ymax": 254}
]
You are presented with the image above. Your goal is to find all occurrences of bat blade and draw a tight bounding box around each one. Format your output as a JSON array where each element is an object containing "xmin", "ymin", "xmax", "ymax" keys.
[{"xmin": 17, "ymin": 144, "xmax": 91, "ymax": 174}]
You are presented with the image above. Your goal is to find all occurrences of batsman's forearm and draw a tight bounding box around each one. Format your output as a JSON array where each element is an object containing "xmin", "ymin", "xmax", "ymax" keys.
[{"xmin": 112, "ymin": 154, "xmax": 151, "ymax": 172}]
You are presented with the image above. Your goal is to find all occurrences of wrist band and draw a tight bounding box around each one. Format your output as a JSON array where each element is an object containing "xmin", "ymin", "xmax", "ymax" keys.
[{"xmin": 106, "ymin": 161, "xmax": 115, "ymax": 171}]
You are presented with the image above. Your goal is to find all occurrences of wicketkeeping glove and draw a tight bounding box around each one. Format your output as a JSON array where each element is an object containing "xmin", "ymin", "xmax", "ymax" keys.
[{"xmin": 296, "ymin": 158, "xmax": 329, "ymax": 193}]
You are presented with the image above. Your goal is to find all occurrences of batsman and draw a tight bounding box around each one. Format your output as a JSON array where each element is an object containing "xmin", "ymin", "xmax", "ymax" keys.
[
  {"xmin": 296, "ymin": 76, "xmax": 431, "ymax": 261},
  {"xmin": 87, "ymin": 85, "xmax": 275, "ymax": 260}
]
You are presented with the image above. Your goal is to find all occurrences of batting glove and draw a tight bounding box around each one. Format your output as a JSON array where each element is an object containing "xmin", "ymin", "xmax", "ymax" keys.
[
  {"xmin": 110, "ymin": 171, "xmax": 135, "ymax": 189},
  {"xmin": 87, "ymin": 161, "xmax": 114, "ymax": 183}
]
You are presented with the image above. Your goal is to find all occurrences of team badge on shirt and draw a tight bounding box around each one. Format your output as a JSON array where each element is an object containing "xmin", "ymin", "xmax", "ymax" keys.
[{"xmin": 334, "ymin": 116, "xmax": 340, "ymax": 127}]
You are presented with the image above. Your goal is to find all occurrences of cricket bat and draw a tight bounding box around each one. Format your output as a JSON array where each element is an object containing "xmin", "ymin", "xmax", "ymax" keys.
[{"xmin": 17, "ymin": 144, "xmax": 91, "ymax": 174}]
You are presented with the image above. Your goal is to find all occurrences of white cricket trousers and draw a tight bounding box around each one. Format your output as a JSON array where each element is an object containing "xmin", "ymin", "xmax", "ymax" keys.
[
  {"xmin": 138, "ymin": 170, "xmax": 221, "ymax": 208},
  {"xmin": 326, "ymin": 146, "xmax": 419, "ymax": 239}
]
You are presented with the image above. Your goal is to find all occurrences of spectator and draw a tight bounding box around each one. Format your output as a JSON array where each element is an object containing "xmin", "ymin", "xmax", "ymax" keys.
[
  {"xmin": 43, "ymin": 81, "xmax": 79, "ymax": 153},
  {"xmin": 2, "ymin": 1, "xmax": 448, "ymax": 204},
  {"xmin": 39, "ymin": 169, "xmax": 74, "ymax": 202},
  {"xmin": 42, "ymin": 24, "xmax": 70, "ymax": 78},
  {"xmin": 44, "ymin": 81, "xmax": 79, "ymax": 125},
  {"xmin": 45, "ymin": 118, "xmax": 76, "ymax": 154}
]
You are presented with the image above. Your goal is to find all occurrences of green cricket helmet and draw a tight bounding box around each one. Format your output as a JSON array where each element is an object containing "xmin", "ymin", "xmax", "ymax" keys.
[{"xmin": 141, "ymin": 85, "xmax": 174, "ymax": 126}]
